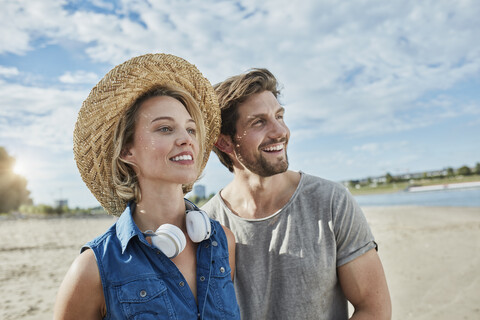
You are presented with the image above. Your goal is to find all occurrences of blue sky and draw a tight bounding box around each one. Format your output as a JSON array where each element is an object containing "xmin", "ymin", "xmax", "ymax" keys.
[{"xmin": 1, "ymin": 0, "xmax": 479, "ymax": 208}]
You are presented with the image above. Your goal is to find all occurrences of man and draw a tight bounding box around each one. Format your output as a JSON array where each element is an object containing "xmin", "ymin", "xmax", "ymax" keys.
[{"xmin": 202, "ymin": 68, "xmax": 391, "ymax": 319}]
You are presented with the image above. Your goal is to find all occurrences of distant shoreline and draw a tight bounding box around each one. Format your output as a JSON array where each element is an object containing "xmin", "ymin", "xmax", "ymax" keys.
[
  {"xmin": 349, "ymin": 175, "xmax": 480, "ymax": 196},
  {"xmin": 0, "ymin": 211, "xmax": 115, "ymax": 221},
  {"xmin": 405, "ymin": 181, "xmax": 480, "ymax": 192}
]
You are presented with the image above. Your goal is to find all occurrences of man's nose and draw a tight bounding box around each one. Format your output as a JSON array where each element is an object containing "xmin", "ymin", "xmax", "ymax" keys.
[{"xmin": 268, "ymin": 119, "xmax": 289, "ymax": 139}]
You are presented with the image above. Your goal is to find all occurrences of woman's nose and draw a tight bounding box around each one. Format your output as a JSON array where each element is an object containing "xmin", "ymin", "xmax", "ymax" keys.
[{"xmin": 176, "ymin": 129, "xmax": 194, "ymax": 146}]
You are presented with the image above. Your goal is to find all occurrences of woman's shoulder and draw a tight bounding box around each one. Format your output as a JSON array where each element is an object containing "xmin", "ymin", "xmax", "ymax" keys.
[
  {"xmin": 63, "ymin": 249, "xmax": 102, "ymax": 293},
  {"xmin": 83, "ymin": 221, "xmax": 118, "ymax": 251},
  {"xmin": 220, "ymin": 225, "xmax": 235, "ymax": 246},
  {"xmin": 54, "ymin": 249, "xmax": 106, "ymax": 319}
]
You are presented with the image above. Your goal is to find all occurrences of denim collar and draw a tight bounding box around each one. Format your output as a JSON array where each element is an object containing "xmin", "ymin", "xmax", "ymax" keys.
[
  {"xmin": 115, "ymin": 202, "xmax": 148, "ymax": 253},
  {"xmin": 115, "ymin": 199, "xmax": 211, "ymax": 253}
]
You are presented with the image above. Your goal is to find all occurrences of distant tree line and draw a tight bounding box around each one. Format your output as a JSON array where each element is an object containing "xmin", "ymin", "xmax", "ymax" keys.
[
  {"xmin": 0, "ymin": 147, "xmax": 32, "ymax": 213},
  {"xmin": 188, "ymin": 193, "xmax": 215, "ymax": 207},
  {"xmin": 16, "ymin": 204, "xmax": 95, "ymax": 215},
  {"xmin": 348, "ymin": 162, "xmax": 480, "ymax": 188}
]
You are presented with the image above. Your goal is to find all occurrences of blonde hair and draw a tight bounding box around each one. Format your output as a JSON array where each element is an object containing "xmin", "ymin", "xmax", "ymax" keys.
[{"xmin": 111, "ymin": 85, "xmax": 206, "ymax": 203}]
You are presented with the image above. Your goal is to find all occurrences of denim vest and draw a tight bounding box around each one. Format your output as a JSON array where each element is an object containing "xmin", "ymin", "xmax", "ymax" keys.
[{"xmin": 82, "ymin": 201, "xmax": 240, "ymax": 319}]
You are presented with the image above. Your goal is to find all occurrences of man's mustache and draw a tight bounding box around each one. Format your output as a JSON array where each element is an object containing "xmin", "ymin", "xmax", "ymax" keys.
[{"xmin": 258, "ymin": 138, "xmax": 288, "ymax": 150}]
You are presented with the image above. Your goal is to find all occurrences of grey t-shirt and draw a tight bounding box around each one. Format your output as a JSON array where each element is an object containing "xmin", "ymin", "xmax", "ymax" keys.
[{"xmin": 202, "ymin": 171, "xmax": 376, "ymax": 320}]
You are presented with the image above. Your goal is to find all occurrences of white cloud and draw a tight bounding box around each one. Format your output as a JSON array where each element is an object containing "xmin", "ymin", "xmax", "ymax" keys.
[
  {"xmin": 354, "ymin": 143, "xmax": 380, "ymax": 153},
  {"xmin": 59, "ymin": 70, "xmax": 99, "ymax": 84},
  {"xmin": 0, "ymin": 1, "xmax": 68, "ymax": 54},
  {"xmin": 0, "ymin": 81, "xmax": 86, "ymax": 151},
  {"xmin": 0, "ymin": 66, "xmax": 19, "ymax": 77},
  {"xmin": 353, "ymin": 141, "xmax": 410, "ymax": 154},
  {"xmin": 2, "ymin": 0, "xmax": 479, "ymax": 139}
]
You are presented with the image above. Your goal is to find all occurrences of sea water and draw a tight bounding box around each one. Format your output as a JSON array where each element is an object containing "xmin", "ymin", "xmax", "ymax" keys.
[{"xmin": 353, "ymin": 187, "xmax": 480, "ymax": 207}]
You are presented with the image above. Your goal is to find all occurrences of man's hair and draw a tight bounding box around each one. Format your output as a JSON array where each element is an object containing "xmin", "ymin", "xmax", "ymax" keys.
[
  {"xmin": 213, "ymin": 68, "xmax": 281, "ymax": 172},
  {"xmin": 111, "ymin": 85, "xmax": 206, "ymax": 203}
]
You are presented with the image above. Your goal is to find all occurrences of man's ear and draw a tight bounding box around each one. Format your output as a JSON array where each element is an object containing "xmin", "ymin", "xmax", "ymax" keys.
[{"xmin": 215, "ymin": 134, "xmax": 234, "ymax": 154}]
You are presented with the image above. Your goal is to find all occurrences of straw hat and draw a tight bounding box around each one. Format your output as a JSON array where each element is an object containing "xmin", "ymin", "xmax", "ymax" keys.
[{"xmin": 73, "ymin": 53, "xmax": 220, "ymax": 216}]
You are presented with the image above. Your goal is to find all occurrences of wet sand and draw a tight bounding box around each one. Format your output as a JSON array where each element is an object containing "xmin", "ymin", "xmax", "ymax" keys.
[{"xmin": 0, "ymin": 206, "xmax": 479, "ymax": 319}]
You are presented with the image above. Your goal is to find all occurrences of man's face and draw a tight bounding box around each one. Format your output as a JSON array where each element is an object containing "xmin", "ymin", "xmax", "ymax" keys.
[{"xmin": 232, "ymin": 90, "xmax": 290, "ymax": 177}]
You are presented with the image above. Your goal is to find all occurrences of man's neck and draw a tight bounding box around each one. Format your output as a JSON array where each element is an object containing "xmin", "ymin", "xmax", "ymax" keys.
[{"xmin": 220, "ymin": 170, "xmax": 301, "ymax": 219}]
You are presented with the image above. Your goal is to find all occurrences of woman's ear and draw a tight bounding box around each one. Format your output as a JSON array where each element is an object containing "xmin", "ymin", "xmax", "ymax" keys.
[
  {"xmin": 215, "ymin": 134, "xmax": 234, "ymax": 154},
  {"xmin": 120, "ymin": 146, "xmax": 134, "ymax": 161}
]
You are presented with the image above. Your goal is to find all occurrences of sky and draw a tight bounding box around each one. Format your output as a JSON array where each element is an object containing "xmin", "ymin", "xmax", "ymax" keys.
[{"xmin": 1, "ymin": 0, "xmax": 479, "ymax": 209}]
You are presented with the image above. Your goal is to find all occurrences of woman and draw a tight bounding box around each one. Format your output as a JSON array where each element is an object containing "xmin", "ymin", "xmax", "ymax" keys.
[{"xmin": 54, "ymin": 54, "xmax": 240, "ymax": 319}]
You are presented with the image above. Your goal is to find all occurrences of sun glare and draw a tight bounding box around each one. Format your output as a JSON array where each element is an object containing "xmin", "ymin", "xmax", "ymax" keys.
[{"xmin": 13, "ymin": 160, "xmax": 28, "ymax": 177}]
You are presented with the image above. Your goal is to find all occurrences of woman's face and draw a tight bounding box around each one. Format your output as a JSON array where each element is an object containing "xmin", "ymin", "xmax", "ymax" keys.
[{"xmin": 122, "ymin": 95, "xmax": 200, "ymax": 187}]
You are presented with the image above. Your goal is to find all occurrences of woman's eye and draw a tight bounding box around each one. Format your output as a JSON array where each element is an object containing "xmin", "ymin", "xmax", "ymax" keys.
[
  {"xmin": 187, "ymin": 128, "xmax": 196, "ymax": 135},
  {"xmin": 158, "ymin": 126, "xmax": 171, "ymax": 132},
  {"xmin": 253, "ymin": 119, "xmax": 264, "ymax": 126}
]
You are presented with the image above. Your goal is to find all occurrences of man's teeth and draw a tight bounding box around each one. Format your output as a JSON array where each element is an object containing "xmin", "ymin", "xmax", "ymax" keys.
[
  {"xmin": 171, "ymin": 155, "xmax": 193, "ymax": 161},
  {"xmin": 263, "ymin": 144, "xmax": 283, "ymax": 152}
]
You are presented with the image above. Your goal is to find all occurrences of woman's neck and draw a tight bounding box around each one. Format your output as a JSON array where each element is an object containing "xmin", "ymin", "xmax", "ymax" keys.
[{"xmin": 133, "ymin": 184, "xmax": 187, "ymax": 232}]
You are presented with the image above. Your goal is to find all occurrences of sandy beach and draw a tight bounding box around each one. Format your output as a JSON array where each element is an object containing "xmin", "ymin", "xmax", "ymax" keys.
[{"xmin": 0, "ymin": 206, "xmax": 479, "ymax": 319}]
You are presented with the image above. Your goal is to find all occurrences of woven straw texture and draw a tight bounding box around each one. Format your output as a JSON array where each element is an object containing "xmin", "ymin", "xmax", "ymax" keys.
[{"xmin": 73, "ymin": 53, "xmax": 220, "ymax": 216}]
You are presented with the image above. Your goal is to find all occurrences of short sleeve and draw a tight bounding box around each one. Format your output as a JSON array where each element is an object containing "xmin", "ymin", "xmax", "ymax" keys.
[{"xmin": 331, "ymin": 186, "xmax": 376, "ymax": 267}]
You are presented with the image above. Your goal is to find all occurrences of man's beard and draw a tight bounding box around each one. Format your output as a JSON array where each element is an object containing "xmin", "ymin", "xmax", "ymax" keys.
[{"xmin": 234, "ymin": 140, "xmax": 289, "ymax": 177}]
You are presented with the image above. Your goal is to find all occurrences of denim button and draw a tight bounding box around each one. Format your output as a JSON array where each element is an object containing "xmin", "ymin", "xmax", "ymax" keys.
[
  {"xmin": 200, "ymin": 276, "xmax": 205, "ymax": 281},
  {"xmin": 179, "ymin": 281, "xmax": 185, "ymax": 287},
  {"xmin": 220, "ymin": 267, "xmax": 225, "ymax": 273},
  {"xmin": 139, "ymin": 290, "xmax": 147, "ymax": 297},
  {"xmin": 212, "ymin": 241, "xmax": 218, "ymax": 247}
]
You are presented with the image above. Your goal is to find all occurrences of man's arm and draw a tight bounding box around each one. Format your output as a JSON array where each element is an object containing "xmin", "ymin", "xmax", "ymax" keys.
[{"xmin": 337, "ymin": 248, "xmax": 392, "ymax": 319}]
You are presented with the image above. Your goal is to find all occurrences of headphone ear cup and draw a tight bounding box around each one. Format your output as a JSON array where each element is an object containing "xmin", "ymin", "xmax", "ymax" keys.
[
  {"xmin": 151, "ymin": 224, "xmax": 186, "ymax": 258},
  {"xmin": 186, "ymin": 210, "xmax": 211, "ymax": 243}
]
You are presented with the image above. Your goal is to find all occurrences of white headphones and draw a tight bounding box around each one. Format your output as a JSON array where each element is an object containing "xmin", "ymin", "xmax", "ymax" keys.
[{"xmin": 143, "ymin": 200, "xmax": 211, "ymax": 258}]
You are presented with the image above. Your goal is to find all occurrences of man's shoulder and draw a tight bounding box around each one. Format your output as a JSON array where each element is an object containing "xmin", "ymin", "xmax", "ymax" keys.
[
  {"xmin": 299, "ymin": 171, "xmax": 347, "ymax": 191},
  {"xmin": 201, "ymin": 193, "xmax": 225, "ymax": 218},
  {"xmin": 202, "ymin": 192, "xmax": 222, "ymax": 208}
]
